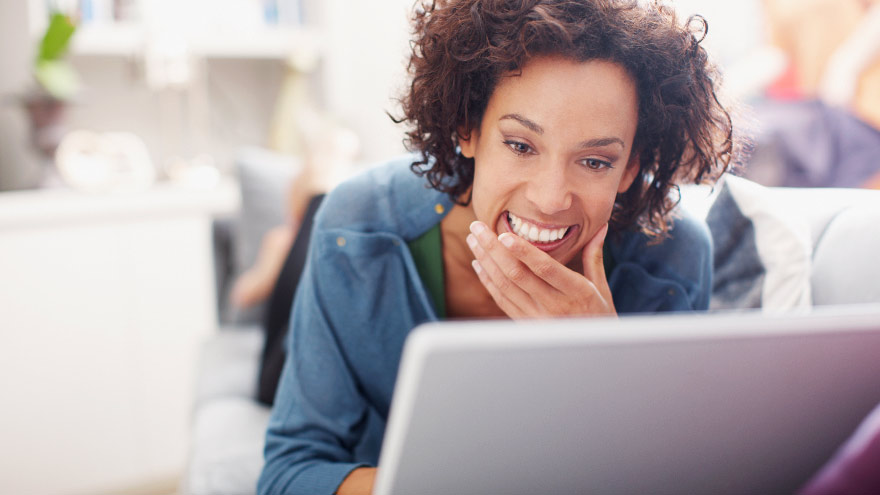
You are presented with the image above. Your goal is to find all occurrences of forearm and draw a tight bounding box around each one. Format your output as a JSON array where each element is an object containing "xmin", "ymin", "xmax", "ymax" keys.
[{"xmin": 336, "ymin": 467, "xmax": 377, "ymax": 495}]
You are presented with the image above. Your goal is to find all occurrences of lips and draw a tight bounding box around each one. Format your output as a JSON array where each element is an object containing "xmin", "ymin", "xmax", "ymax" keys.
[{"xmin": 504, "ymin": 211, "xmax": 576, "ymax": 251}]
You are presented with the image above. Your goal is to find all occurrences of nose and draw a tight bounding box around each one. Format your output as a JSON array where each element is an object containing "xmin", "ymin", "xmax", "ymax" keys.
[{"xmin": 524, "ymin": 156, "xmax": 573, "ymax": 215}]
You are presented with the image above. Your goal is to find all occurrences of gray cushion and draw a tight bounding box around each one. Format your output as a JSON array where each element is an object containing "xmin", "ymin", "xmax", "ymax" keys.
[
  {"xmin": 227, "ymin": 147, "xmax": 302, "ymax": 324},
  {"xmin": 706, "ymin": 183, "xmax": 766, "ymax": 309}
]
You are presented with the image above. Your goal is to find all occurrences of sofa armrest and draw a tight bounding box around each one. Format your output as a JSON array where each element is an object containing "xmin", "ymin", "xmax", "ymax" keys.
[
  {"xmin": 769, "ymin": 187, "xmax": 880, "ymax": 247},
  {"xmin": 811, "ymin": 205, "xmax": 880, "ymax": 305},
  {"xmin": 768, "ymin": 187, "xmax": 880, "ymax": 306}
]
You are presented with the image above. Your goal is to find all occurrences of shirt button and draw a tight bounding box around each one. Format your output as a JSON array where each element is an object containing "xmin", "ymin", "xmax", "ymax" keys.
[
  {"xmin": 434, "ymin": 203, "xmax": 445, "ymax": 214},
  {"xmin": 336, "ymin": 236, "xmax": 346, "ymax": 247},
  {"xmin": 667, "ymin": 289, "xmax": 676, "ymax": 296}
]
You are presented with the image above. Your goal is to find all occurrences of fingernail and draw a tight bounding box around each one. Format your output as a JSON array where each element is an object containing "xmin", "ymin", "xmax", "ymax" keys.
[
  {"xmin": 469, "ymin": 221, "xmax": 486, "ymax": 235},
  {"xmin": 466, "ymin": 233, "xmax": 477, "ymax": 249},
  {"xmin": 499, "ymin": 234, "xmax": 514, "ymax": 248},
  {"xmin": 471, "ymin": 259, "xmax": 482, "ymax": 274}
]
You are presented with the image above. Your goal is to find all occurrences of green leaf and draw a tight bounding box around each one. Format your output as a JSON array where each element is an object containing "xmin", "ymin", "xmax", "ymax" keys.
[
  {"xmin": 37, "ymin": 12, "xmax": 77, "ymax": 63},
  {"xmin": 34, "ymin": 60, "xmax": 80, "ymax": 100}
]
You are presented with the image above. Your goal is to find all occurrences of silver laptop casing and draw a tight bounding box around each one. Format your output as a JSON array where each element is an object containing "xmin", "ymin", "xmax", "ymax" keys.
[{"xmin": 375, "ymin": 306, "xmax": 880, "ymax": 495}]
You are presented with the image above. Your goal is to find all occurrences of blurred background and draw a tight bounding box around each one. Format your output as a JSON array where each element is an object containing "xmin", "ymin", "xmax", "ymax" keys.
[{"xmin": 0, "ymin": 0, "xmax": 878, "ymax": 494}]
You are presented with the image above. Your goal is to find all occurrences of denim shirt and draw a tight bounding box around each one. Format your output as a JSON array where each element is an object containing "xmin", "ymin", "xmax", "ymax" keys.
[{"xmin": 258, "ymin": 155, "xmax": 713, "ymax": 495}]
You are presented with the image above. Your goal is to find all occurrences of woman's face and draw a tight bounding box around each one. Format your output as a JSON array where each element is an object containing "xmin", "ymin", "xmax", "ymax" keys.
[{"xmin": 459, "ymin": 56, "xmax": 640, "ymax": 268}]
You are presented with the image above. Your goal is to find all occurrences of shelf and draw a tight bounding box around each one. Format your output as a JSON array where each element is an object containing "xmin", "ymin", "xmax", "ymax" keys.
[
  {"xmin": 190, "ymin": 26, "xmax": 321, "ymax": 60},
  {"xmin": 0, "ymin": 179, "xmax": 239, "ymax": 230},
  {"xmin": 69, "ymin": 23, "xmax": 320, "ymax": 60},
  {"xmin": 70, "ymin": 23, "xmax": 145, "ymax": 56}
]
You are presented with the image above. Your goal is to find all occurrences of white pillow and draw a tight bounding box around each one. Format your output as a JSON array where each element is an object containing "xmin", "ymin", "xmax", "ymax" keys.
[{"xmin": 704, "ymin": 175, "xmax": 813, "ymax": 311}]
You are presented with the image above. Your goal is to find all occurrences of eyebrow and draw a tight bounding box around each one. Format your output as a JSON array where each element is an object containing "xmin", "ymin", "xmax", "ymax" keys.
[
  {"xmin": 577, "ymin": 137, "xmax": 625, "ymax": 149},
  {"xmin": 499, "ymin": 113, "xmax": 543, "ymax": 134},
  {"xmin": 499, "ymin": 113, "xmax": 625, "ymax": 149}
]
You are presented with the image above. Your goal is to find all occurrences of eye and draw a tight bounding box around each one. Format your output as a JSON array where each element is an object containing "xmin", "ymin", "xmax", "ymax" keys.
[
  {"xmin": 581, "ymin": 158, "xmax": 613, "ymax": 170},
  {"xmin": 503, "ymin": 140, "xmax": 533, "ymax": 155}
]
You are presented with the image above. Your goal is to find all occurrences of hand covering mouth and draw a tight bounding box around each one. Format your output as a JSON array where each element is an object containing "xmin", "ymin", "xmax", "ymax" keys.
[{"xmin": 507, "ymin": 211, "xmax": 574, "ymax": 243}]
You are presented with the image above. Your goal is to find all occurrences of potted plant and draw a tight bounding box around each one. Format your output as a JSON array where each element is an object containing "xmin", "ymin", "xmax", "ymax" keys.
[{"xmin": 23, "ymin": 11, "xmax": 78, "ymax": 159}]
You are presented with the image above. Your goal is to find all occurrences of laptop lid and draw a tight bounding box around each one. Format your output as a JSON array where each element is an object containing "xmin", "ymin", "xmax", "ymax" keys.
[{"xmin": 374, "ymin": 306, "xmax": 880, "ymax": 495}]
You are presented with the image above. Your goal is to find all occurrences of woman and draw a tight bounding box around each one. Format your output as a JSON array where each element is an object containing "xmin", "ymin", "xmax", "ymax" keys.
[{"xmin": 259, "ymin": 0, "xmax": 734, "ymax": 493}]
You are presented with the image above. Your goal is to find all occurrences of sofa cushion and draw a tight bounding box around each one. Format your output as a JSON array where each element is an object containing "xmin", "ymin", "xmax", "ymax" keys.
[
  {"xmin": 185, "ymin": 397, "xmax": 271, "ymax": 495},
  {"xmin": 194, "ymin": 327, "xmax": 264, "ymax": 408},
  {"xmin": 705, "ymin": 176, "xmax": 812, "ymax": 310}
]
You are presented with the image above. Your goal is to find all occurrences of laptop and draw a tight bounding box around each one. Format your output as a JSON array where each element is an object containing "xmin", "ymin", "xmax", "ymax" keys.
[{"xmin": 374, "ymin": 305, "xmax": 880, "ymax": 495}]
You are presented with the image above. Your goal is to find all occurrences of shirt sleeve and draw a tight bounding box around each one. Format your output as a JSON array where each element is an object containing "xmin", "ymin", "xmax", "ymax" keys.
[{"xmin": 257, "ymin": 238, "xmax": 371, "ymax": 495}]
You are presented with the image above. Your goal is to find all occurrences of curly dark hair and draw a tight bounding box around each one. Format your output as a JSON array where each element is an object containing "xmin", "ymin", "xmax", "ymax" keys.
[{"xmin": 396, "ymin": 0, "xmax": 735, "ymax": 237}]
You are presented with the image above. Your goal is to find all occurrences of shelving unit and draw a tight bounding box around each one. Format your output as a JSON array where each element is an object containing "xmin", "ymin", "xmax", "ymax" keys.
[
  {"xmin": 188, "ymin": 26, "xmax": 320, "ymax": 60},
  {"xmin": 70, "ymin": 22, "xmax": 321, "ymax": 60},
  {"xmin": 68, "ymin": 22, "xmax": 144, "ymax": 56},
  {"xmin": 31, "ymin": 0, "xmax": 319, "ymax": 61}
]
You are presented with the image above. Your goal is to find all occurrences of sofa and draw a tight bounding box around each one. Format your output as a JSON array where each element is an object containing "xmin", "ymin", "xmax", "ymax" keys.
[{"xmin": 181, "ymin": 148, "xmax": 880, "ymax": 495}]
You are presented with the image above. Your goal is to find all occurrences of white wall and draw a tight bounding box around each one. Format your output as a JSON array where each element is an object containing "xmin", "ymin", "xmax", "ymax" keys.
[
  {"xmin": 672, "ymin": 0, "xmax": 766, "ymax": 67},
  {"xmin": 313, "ymin": 0, "xmax": 414, "ymax": 163}
]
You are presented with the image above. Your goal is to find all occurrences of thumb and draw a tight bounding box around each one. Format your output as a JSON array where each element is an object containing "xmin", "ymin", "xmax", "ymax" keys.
[{"xmin": 582, "ymin": 223, "xmax": 609, "ymax": 283}]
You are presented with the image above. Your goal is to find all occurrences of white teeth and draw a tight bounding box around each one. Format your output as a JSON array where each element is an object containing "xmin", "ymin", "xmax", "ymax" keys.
[
  {"xmin": 528, "ymin": 225, "xmax": 539, "ymax": 241},
  {"xmin": 507, "ymin": 212, "xmax": 570, "ymax": 244}
]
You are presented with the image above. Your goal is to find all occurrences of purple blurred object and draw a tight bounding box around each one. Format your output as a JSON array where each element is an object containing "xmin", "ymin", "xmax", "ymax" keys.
[
  {"xmin": 800, "ymin": 401, "xmax": 880, "ymax": 495},
  {"xmin": 746, "ymin": 99, "xmax": 880, "ymax": 188}
]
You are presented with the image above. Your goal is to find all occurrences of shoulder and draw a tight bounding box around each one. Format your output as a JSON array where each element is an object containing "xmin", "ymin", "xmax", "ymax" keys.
[
  {"xmin": 608, "ymin": 209, "xmax": 713, "ymax": 312},
  {"xmin": 611, "ymin": 210, "xmax": 711, "ymax": 265},
  {"xmin": 659, "ymin": 210, "xmax": 713, "ymax": 262},
  {"xmin": 314, "ymin": 154, "xmax": 453, "ymax": 240}
]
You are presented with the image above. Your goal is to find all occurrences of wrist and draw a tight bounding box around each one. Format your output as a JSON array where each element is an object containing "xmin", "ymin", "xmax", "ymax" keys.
[{"xmin": 336, "ymin": 467, "xmax": 377, "ymax": 495}]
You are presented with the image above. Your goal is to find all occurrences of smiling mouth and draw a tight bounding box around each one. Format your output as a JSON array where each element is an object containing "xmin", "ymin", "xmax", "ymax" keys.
[{"xmin": 506, "ymin": 212, "xmax": 574, "ymax": 244}]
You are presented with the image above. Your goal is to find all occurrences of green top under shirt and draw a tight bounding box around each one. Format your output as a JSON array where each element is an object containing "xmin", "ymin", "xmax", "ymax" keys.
[
  {"xmin": 407, "ymin": 224, "xmax": 617, "ymax": 321},
  {"xmin": 408, "ymin": 224, "xmax": 447, "ymax": 318}
]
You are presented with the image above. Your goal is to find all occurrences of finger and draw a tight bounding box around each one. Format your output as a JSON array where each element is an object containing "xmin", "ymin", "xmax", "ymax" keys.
[
  {"xmin": 581, "ymin": 223, "xmax": 608, "ymax": 284},
  {"xmin": 471, "ymin": 260, "xmax": 527, "ymax": 318},
  {"xmin": 494, "ymin": 231, "xmax": 610, "ymax": 317},
  {"xmin": 496, "ymin": 231, "xmax": 586, "ymax": 295},
  {"xmin": 467, "ymin": 231, "xmax": 542, "ymax": 315},
  {"xmin": 468, "ymin": 221, "xmax": 556, "ymax": 299},
  {"xmin": 581, "ymin": 223, "xmax": 616, "ymax": 312}
]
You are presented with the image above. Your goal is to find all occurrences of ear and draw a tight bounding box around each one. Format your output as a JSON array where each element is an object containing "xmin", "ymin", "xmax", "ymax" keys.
[
  {"xmin": 457, "ymin": 126, "xmax": 477, "ymax": 159},
  {"xmin": 617, "ymin": 152, "xmax": 640, "ymax": 193}
]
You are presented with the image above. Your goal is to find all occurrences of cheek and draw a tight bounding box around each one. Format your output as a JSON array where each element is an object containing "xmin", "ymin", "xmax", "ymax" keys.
[
  {"xmin": 471, "ymin": 156, "xmax": 516, "ymax": 214},
  {"xmin": 472, "ymin": 173, "xmax": 502, "ymax": 225},
  {"xmin": 573, "ymin": 181, "xmax": 620, "ymax": 238},
  {"xmin": 580, "ymin": 200, "xmax": 613, "ymax": 232}
]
